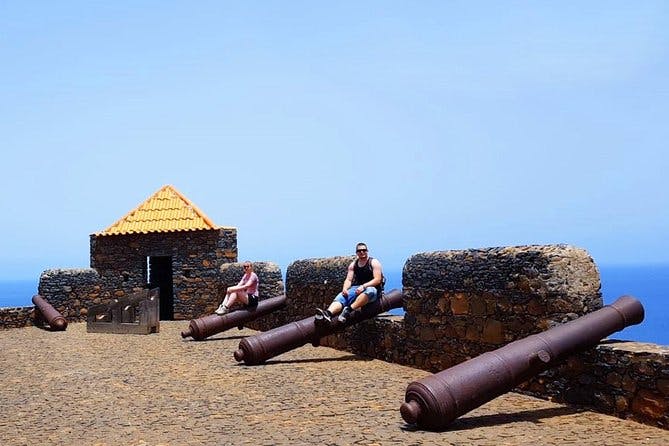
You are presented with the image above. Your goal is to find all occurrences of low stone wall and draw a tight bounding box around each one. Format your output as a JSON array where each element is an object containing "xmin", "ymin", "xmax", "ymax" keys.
[
  {"xmin": 268, "ymin": 245, "xmax": 603, "ymax": 371},
  {"xmin": 0, "ymin": 306, "xmax": 35, "ymax": 329},
  {"xmin": 521, "ymin": 341, "xmax": 669, "ymax": 428},
  {"xmin": 27, "ymin": 262, "xmax": 286, "ymax": 327},
  {"xmin": 1, "ymin": 267, "xmax": 116, "ymax": 328},
  {"xmin": 38, "ymin": 268, "xmax": 123, "ymax": 322}
]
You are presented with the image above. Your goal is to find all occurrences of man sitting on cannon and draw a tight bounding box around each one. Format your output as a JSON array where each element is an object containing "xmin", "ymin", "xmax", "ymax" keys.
[{"xmin": 315, "ymin": 242, "xmax": 384, "ymax": 325}]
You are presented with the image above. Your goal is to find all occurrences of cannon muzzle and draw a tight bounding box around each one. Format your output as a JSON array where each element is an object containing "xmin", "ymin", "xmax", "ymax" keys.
[
  {"xmin": 32, "ymin": 294, "xmax": 68, "ymax": 331},
  {"xmin": 181, "ymin": 295, "xmax": 287, "ymax": 341},
  {"xmin": 235, "ymin": 289, "xmax": 403, "ymax": 365},
  {"xmin": 400, "ymin": 295, "xmax": 644, "ymax": 430}
]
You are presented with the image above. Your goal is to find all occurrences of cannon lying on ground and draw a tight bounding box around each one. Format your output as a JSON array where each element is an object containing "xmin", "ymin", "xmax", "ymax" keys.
[
  {"xmin": 32, "ymin": 294, "xmax": 67, "ymax": 331},
  {"xmin": 234, "ymin": 289, "xmax": 403, "ymax": 365},
  {"xmin": 181, "ymin": 294, "xmax": 287, "ymax": 341},
  {"xmin": 400, "ymin": 295, "xmax": 645, "ymax": 430}
]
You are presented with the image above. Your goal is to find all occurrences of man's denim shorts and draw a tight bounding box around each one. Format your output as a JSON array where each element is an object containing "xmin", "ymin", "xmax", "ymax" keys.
[{"xmin": 334, "ymin": 286, "xmax": 378, "ymax": 307}]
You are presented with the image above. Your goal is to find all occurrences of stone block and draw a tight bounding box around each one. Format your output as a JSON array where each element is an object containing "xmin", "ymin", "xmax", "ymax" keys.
[
  {"xmin": 482, "ymin": 319, "xmax": 504, "ymax": 344},
  {"xmin": 470, "ymin": 296, "xmax": 487, "ymax": 316},
  {"xmin": 658, "ymin": 379, "xmax": 669, "ymax": 396},
  {"xmin": 436, "ymin": 295, "xmax": 449, "ymax": 313},
  {"xmin": 606, "ymin": 371, "xmax": 623, "ymax": 387},
  {"xmin": 465, "ymin": 324, "xmax": 479, "ymax": 341},
  {"xmin": 622, "ymin": 374, "xmax": 638, "ymax": 393},
  {"xmin": 615, "ymin": 395, "xmax": 629, "ymax": 412},
  {"xmin": 632, "ymin": 389, "xmax": 669, "ymax": 420},
  {"xmin": 450, "ymin": 293, "xmax": 469, "ymax": 315},
  {"xmin": 527, "ymin": 298, "xmax": 545, "ymax": 316}
]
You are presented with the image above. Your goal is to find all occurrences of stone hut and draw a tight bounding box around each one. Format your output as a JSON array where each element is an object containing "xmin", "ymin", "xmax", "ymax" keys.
[{"xmin": 89, "ymin": 185, "xmax": 237, "ymax": 320}]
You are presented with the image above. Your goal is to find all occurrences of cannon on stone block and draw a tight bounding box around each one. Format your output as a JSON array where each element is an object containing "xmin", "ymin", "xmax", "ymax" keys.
[
  {"xmin": 32, "ymin": 294, "xmax": 68, "ymax": 331},
  {"xmin": 87, "ymin": 288, "xmax": 160, "ymax": 334},
  {"xmin": 181, "ymin": 294, "xmax": 287, "ymax": 341},
  {"xmin": 400, "ymin": 295, "xmax": 645, "ymax": 430},
  {"xmin": 233, "ymin": 289, "xmax": 403, "ymax": 365}
]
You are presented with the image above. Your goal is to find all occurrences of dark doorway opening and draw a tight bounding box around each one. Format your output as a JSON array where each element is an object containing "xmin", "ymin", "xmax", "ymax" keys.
[{"xmin": 148, "ymin": 256, "xmax": 174, "ymax": 320}]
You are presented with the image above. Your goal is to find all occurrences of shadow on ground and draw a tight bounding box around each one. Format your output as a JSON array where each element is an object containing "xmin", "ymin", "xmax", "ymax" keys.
[
  {"xmin": 236, "ymin": 354, "xmax": 370, "ymax": 366},
  {"xmin": 401, "ymin": 405, "xmax": 583, "ymax": 432}
]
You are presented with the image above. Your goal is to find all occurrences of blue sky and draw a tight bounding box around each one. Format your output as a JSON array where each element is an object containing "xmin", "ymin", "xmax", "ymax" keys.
[{"xmin": 1, "ymin": 1, "xmax": 667, "ymax": 280}]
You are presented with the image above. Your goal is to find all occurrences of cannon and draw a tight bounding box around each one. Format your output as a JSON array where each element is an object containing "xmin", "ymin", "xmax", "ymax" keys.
[
  {"xmin": 32, "ymin": 294, "xmax": 68, "ymax": 331},
  {"xmin": 400, "ymin": 295, "xmax": 644, "ymax": 430},
  {"xmin": 234, "ymin": 289, "xmax": 403, "ymax": 365},
  {"xmin": 181, "ymin": 294, "xmax": 287, "ymax": 341}
]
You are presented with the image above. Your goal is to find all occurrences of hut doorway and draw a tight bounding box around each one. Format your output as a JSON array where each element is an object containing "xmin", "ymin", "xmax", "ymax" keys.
[{"xmin": 148, "ymin": 256, "xmax": 174, "ymax": 320}]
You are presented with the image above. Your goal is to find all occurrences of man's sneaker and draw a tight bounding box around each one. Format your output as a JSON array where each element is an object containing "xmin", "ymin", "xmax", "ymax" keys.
[
  {"xmin": 315, "ymin": 308, "xmax": 332, "ymax": 324},
  {"xmin": 215, "ymin": 304, "xmax": 229, "ymax": 315},
  {"xmin": 338, "ymin": 306, "xmax": 353, "ymax": 324}
]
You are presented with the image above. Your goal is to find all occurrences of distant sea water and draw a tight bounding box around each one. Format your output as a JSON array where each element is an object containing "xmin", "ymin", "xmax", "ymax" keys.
[
  {"xmin": 0, "ymin": 279, "xmax": 38, "ymax": 308},
  {"xmin": 1, "ymin": 265, "xmax": 666, "ymax": 344},
  {"xmin": 598, "ymin": 264, "xmax": 668, "ymax": 345}
]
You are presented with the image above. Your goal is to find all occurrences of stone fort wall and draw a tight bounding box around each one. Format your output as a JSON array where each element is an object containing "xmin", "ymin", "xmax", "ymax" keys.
[
  {"xmin": 250, "ymin": 245, "xmax": 669, "ymax": 429},
  {"xmin": 0, "ymin": 261, "xmax": 283, "ymax": 328},
  {"xmin": 1, "ymin": 244, "xmax": 667, "ymax": 429}
]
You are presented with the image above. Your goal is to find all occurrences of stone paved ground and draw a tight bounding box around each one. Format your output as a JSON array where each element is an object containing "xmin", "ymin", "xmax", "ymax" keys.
[{"xmin": 1, "ymin": 322, "xmax": 668, "ymax": 446}]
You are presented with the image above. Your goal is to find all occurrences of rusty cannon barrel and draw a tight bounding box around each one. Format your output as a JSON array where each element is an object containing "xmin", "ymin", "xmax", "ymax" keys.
[
  {"xmin": 400, "ymin": 295, "xmax": 644, "ymax": 430},
  {"xmin": 234, "ymin": 289, "xmax": 403, "ymax": 365},
  {"xmin": 181, "ymin": 294, "xmax": 287, "ymax": 341},
  {"xmin": 32, "ymin": 294, "xmax": 68, "ymax": 331}
]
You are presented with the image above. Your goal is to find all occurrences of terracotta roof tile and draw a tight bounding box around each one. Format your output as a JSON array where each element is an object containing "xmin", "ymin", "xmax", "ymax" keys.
[{"xmin": 96, "ymin": 185, "xmax": 230, "ymax": 236}]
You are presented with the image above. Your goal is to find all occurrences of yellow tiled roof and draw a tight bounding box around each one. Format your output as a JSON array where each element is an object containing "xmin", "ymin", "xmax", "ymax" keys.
[{"xmin": 96, "ymin": 185, "xmax": 226, "ymax": 236}]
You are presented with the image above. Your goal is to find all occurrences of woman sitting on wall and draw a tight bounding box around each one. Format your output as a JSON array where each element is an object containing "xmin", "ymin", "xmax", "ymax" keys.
[{"xmin": 215, "ymin": 261, "xmax": 259, "ymax": 315}]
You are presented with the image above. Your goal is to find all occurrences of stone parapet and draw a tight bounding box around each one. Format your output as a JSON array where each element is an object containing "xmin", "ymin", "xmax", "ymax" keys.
[
  {"xmin": 38, "ymin": 268, "xmax": 117, "ymax": 322},
  {"xmin": 402, "ymin": 245, "xmax": 602, "ymax": 372},
  {"xmin": 3, "ymin": 261, "xmax": 283, "ymax": 330},
  {"xmin": 521, "ymin": 341, "xmax": 669, "ymax": 429},
  {"xmin": 0, "ymin": 306, "xmax": 35, "ymax": 329}
]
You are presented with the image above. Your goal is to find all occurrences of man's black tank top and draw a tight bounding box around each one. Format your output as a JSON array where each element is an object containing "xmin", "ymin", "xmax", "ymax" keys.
[{"xmin": 353, "ymin": 258, "xmax": 375, "ymax": 286}]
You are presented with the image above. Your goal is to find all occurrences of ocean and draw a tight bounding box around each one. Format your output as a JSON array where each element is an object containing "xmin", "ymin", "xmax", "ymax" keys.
[
  {"xmin": 1, "ymin": 265, "xmax": 666, "ymax": 345},
  {"xmin": 0, "ymin": 279, "xmax": 39, "ymax": 308}
]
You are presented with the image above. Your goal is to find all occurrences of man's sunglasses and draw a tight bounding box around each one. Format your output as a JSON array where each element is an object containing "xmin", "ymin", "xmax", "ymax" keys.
[{"xmin": 356, "ymin": 249, "xmax": 368, "ymax": 253}]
